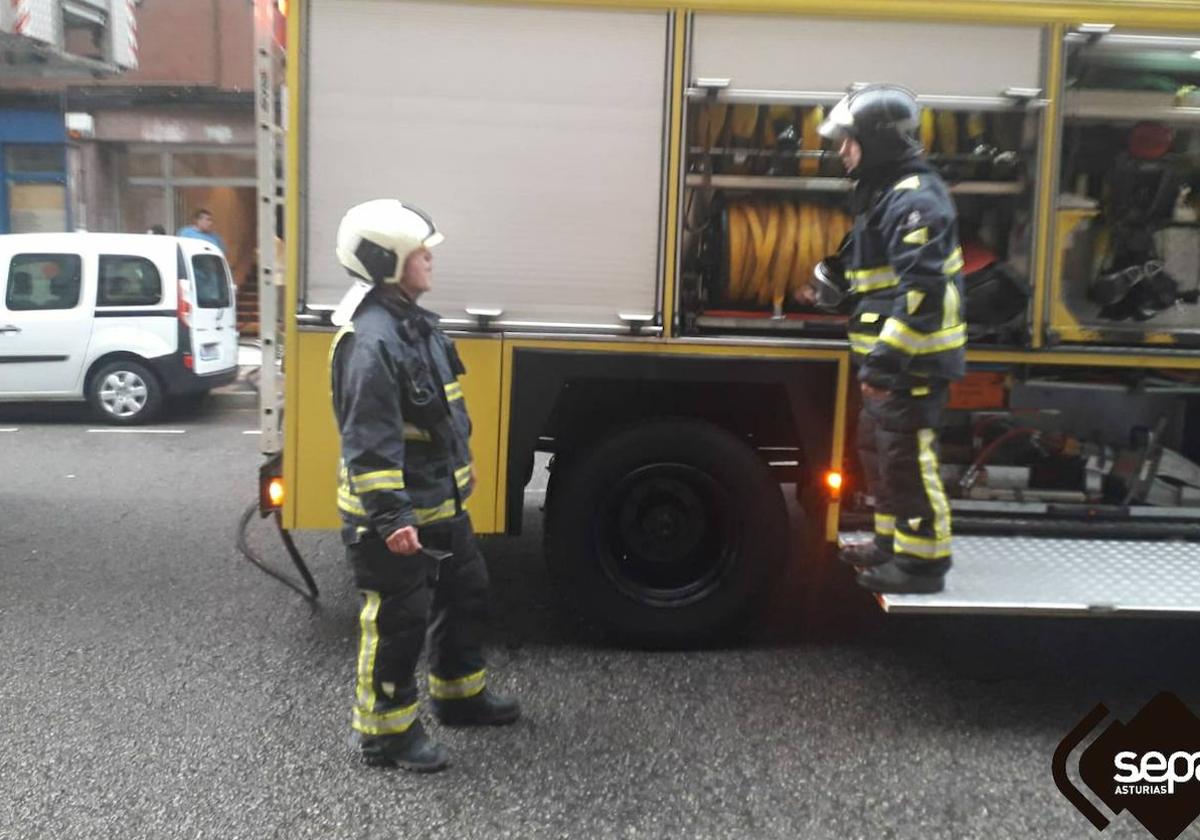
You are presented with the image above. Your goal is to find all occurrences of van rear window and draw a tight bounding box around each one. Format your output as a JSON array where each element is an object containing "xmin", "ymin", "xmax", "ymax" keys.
[
  {"xmin": 192, "ymin": 254, "xmax": 232, "ymax": 308},
  {"xmin": 99, "ymin": 255, "xmax": 162, "ymax": 306}
]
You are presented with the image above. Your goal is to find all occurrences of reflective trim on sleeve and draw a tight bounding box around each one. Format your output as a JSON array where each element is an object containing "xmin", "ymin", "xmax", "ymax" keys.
[
  {"xmin": 942, "ymin": 282, "xmax": 962, "ymax": 330},
  {"xmin": 350, "ymin": 469, "xmax": 406, "ymax": 494},
  {"xmin": 893, "ymin": 175, "xmax": 921, "ymax": 191},
  {"xmin": 943, "ymin": 247, "xmax": 965, "ymax": 276},
  {"xmin": 848, "ymin": 332, "xmax": 879, "ymax": 356},
  {"xmin": 338, "ymin": 487, "xmax": 368, "ymax": 517},
  {"xmin": 847, "ymin": 265, "xmax": 899, "ymax": 293},
  {"xmin": 902, "ymin": 226, "xmax": 929, "ymax": 245},
  {"xmin": 454, "ymin": 465, "xmax": 472, "ymax": 489},
  {"xmin": 429, "ymin": 669, "xmax": 487, "ymax": 700},
  {"xmin": 444, "ymin": 382, "xmax": 464, "ymax": 403},
  {"xmin": 415, "ymin": 499, "xmax": 458, "ymax": 526},
  {"xmin": 877, "ymin": 319, "xmax": 966, "ymax": 355}
]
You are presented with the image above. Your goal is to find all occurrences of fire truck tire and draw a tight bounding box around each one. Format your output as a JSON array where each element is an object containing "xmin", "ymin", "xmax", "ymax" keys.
[{"xmin": 545, "ymin": 418, "xmax": 787, "ymax": 647}]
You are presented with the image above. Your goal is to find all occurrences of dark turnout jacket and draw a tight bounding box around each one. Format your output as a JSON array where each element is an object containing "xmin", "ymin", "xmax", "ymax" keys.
[
  {"xmin": 330, "ymin": 289, "xmax": 474, "ymax": 545},
  {"xmin": 844, "ymin": 160, "xmax": 967, "ymax": 391}
]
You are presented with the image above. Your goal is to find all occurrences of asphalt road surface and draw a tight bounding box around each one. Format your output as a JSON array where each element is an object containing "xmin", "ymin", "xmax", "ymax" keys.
[{"xmin": 2, "ymin": 400, "xmax": 1199, "ymax": 840}]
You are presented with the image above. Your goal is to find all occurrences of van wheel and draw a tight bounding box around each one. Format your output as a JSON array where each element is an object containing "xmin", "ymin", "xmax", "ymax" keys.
[
  {"xmin": 88, "ymin": 360, "xmax": 164, "ymax": 425},
  {"xmin": 545, "ymin": 419, "xmax": 788, "ymax": 647}
]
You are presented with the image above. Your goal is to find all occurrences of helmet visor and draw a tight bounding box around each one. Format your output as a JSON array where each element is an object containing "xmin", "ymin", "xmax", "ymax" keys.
[
  {"xmin": 818, "ymin": 95, "xmax": 854, "ymax": 141},
  {"xmin": 402, "ymin": 202, "xmax": 445, "ymax": 249}
]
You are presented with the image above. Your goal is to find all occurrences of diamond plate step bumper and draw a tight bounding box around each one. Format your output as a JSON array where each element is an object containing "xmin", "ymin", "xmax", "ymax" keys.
[{"xmin": 838, "ymin": 533, "xmax": 1200, "ymax": 617}]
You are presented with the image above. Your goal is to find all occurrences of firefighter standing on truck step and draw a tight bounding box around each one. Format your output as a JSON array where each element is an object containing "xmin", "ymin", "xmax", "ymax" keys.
[
  {"xmin": 804, "ymin": 84, "xmax": 966, "ymax": 595},
  {"xmin": 329, "ymin": 199, "xmax": 520, "ymax": 772}
]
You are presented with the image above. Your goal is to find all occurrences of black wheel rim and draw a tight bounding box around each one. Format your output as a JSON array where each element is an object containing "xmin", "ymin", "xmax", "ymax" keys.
[{"xmin": 596, "ymin": 462, "xmax": 739, "ymax": 608}]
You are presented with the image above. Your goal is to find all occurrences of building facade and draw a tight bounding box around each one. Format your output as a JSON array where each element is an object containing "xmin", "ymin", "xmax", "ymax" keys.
[{"xmin": 0, "ymin": 0, "xmax": 257, "ymax": 323}]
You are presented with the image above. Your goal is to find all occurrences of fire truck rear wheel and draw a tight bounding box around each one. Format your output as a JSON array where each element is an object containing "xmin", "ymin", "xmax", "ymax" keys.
[{"xmin": 546, "ymin": 418, "xmax": 788, "ymax": 647}]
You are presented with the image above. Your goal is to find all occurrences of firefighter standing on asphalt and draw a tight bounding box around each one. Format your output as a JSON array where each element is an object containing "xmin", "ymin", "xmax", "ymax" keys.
[
  {"xmin": 329, "ymin": 199, "xmax": 520, "ymax": 772},
  {"xmin": 806, "ymin": 85, "xmax": 966, "ymax": 594}
]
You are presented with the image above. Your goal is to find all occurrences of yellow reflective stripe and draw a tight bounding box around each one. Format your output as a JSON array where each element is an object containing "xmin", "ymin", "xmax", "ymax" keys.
[
  {"xmin": 328, "ymin": 323, "xmax": 355, "ymax": 369},
  {"xmin": 455, "ymin": 465, "xmax": 472, "ymax": 489},
  {"xmin": 902, "ymin": 226, "xmax": 929, "ymax": 245},
  {"xmin": 911, "ymin": 386, "xmax": 931, "ymax": 397},
  {"xmin": 847, "ymin": 265, "xmax": 899, "ymax": 293},
  {"xmin": 848, "ymin": 333, "xmax": 878, "ymax": 355},
  {"xmin": 874, "ymin": 513, "xmax": 896, "ymax": 537},
  {"xmin": 352, "ymin": 701, "xmax": 420, "ymax": 736},
  {"xmin": 403, "ymin": 423, "xmax": 432, "ymax": 442},
  {"xmin": 847, "ymin": 266, "xmax": 890, "ymax": 280},
  {"xmin": 338, "ymin": 488, "xmax": 367, "ymax": 517},
  {"xmin": 429, "ymin": 669, "xmax": 487, "ymax": 700},
  {"xmin": 351, "ymin": 469, "xmax": 406, "ymax": 494},
  {"xmin": 853, "ymin": 275, "xmax": 899, "ymax": 293},
  {"xmin": 917, "ymin": 427, "xmax": 952, "ymax": 546},
  {"xmin": 355, "ymin": 591, "xmax": 382, "ymax": 714},
  {"xmin": 943, "ymin": 247, "xmax": 964, "ymax": 275},
  {"xmin": 906, "ymin": 290, "xmax": 925, "ymax": 316},
  {"xmin": 894, "ymin": 530, "xmax": 952, "ymax": 559},
  {"xmin": 415, "ymin": 499, "xmax": 458, "ymax": 526},
  {"xmin": 942, "ymin": 282, "xmax": 962, "ymax": 331},
  {"xmin": 444, "ymin": 382, "xmax": 464, "ymax": 402},
  {"xmin": 878, "ymin": 319, "xmax": 966, "ymax": 355},
  {"xmin": 893, "ymin": 175, "xmax": 921, "ymax": 191}
]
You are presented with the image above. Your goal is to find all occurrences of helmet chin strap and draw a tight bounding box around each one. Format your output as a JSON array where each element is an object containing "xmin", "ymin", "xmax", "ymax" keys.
[{"xmin": 377, "ymin": 278, "xmax": 419, "ymax": 305}]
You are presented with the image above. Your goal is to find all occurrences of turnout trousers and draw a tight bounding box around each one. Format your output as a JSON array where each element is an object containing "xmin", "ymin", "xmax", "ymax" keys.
[
  {"xmin": 856, "ymin": 386, "xmax": 953, "ymax": 571},
  {"xmin": 345, "ymin": 514, "xmax": 490, "ymax": 737}
]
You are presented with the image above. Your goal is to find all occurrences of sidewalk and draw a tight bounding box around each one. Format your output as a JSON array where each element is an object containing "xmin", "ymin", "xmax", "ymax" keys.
[{"xmin": 210, "ymin": 344, "xmax": 263, "ymax": 406}]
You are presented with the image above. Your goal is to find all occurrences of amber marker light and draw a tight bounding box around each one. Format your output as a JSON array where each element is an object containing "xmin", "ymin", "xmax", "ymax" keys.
[
  {"xmin": 824, "ymin": 470, "xmax": 844, "ymax": 498},
  {"xmin": 268, "ymin": 477, "xmax": 286, "ymax": 508}
]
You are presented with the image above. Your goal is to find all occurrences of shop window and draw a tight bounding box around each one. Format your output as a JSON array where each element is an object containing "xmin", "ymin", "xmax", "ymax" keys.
[
  {"xmin": 6, "ymin": 254, "xmax": 82, "ymax": 311},
  {"xmin": 6, "ymin": 145, "xmax": 64, "ymax": 174},
  {"xmin": 8, "ymin": 183, "xmax": 67, "ymax": 233},
  {"xmin": 120, "ymin": 185, "xmax": 167, "ymax": 235},
  {"xmin": 172, "ymin": 153, "xmax": 256, "ymax": 179},
  {"xmin": 126, "ymin": 152, "xmax": 164, "ymax": 178},
  {"xmin": 98, "ymin": 255, "xmax": 163, "ymax": 307}
]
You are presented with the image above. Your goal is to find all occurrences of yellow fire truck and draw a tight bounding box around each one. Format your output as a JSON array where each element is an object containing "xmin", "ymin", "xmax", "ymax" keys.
[{"xmin": 256, "ymin": 0, "xmax": 1200, "ymax": 644}]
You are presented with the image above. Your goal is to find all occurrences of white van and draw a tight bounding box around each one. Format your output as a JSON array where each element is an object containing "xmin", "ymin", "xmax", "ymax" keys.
[{"xmin": 0, "ymin": 233, "xmax": 239, "ymax": 424}]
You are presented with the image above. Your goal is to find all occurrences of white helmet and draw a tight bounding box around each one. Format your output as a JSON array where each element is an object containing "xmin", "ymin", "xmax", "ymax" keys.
[{"xmin": 331, "ymin": 199, "xmax": 444, "ymax": 325}]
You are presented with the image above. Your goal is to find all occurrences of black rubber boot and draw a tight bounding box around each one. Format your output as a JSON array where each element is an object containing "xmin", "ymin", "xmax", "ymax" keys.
[
  {"xmin": 433, "ymin": 689, "xmax": 521, "ymax": 727},
  {"xmin": 856, "ymin": 558, "xmax": 951, "ymax": 594},
  {"xmin": 360, "ymin": 720, "xmax": 450, "ymax": 772},
  {"xmin": 839, "ymin": 541, "xmax": 889, "ymax": 568}
]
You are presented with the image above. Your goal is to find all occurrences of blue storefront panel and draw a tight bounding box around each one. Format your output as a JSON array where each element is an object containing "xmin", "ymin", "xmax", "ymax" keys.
[{"xmin": 0, "ymin": 109, "xmax": 68, "ymax": 234}]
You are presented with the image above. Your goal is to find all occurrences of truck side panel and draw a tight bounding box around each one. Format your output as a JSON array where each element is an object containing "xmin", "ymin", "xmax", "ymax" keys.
[{"xmin": 285, "ymin": 331, "xmax": 505, "ymax": 534}]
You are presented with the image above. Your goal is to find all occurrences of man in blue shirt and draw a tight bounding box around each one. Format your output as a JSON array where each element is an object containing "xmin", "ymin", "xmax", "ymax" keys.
[{"xmin": 176, "ymin": 208, "xmax": 226, "ymax": 253}]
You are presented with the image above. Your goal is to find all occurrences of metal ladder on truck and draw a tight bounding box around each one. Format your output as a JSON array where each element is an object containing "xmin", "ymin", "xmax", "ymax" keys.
[
  {"xmin": 253, "ymin": 0, "xmax": 285, "ymax": 457},
  {"xmin": 242, "ymin": 0, "xmax": 317, "ymax": 601}
]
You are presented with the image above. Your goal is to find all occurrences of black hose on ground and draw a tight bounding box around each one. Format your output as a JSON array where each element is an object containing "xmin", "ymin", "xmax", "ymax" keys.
[{"xmin": 236, "ymin": 499, "xmax": 320, "ymax": 601}]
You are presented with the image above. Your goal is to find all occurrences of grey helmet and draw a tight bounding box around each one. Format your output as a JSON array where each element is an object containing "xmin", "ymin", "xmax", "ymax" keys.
[{"xmin": 819, "ymin": 84, "xmax": 924, "ymax": 171}]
